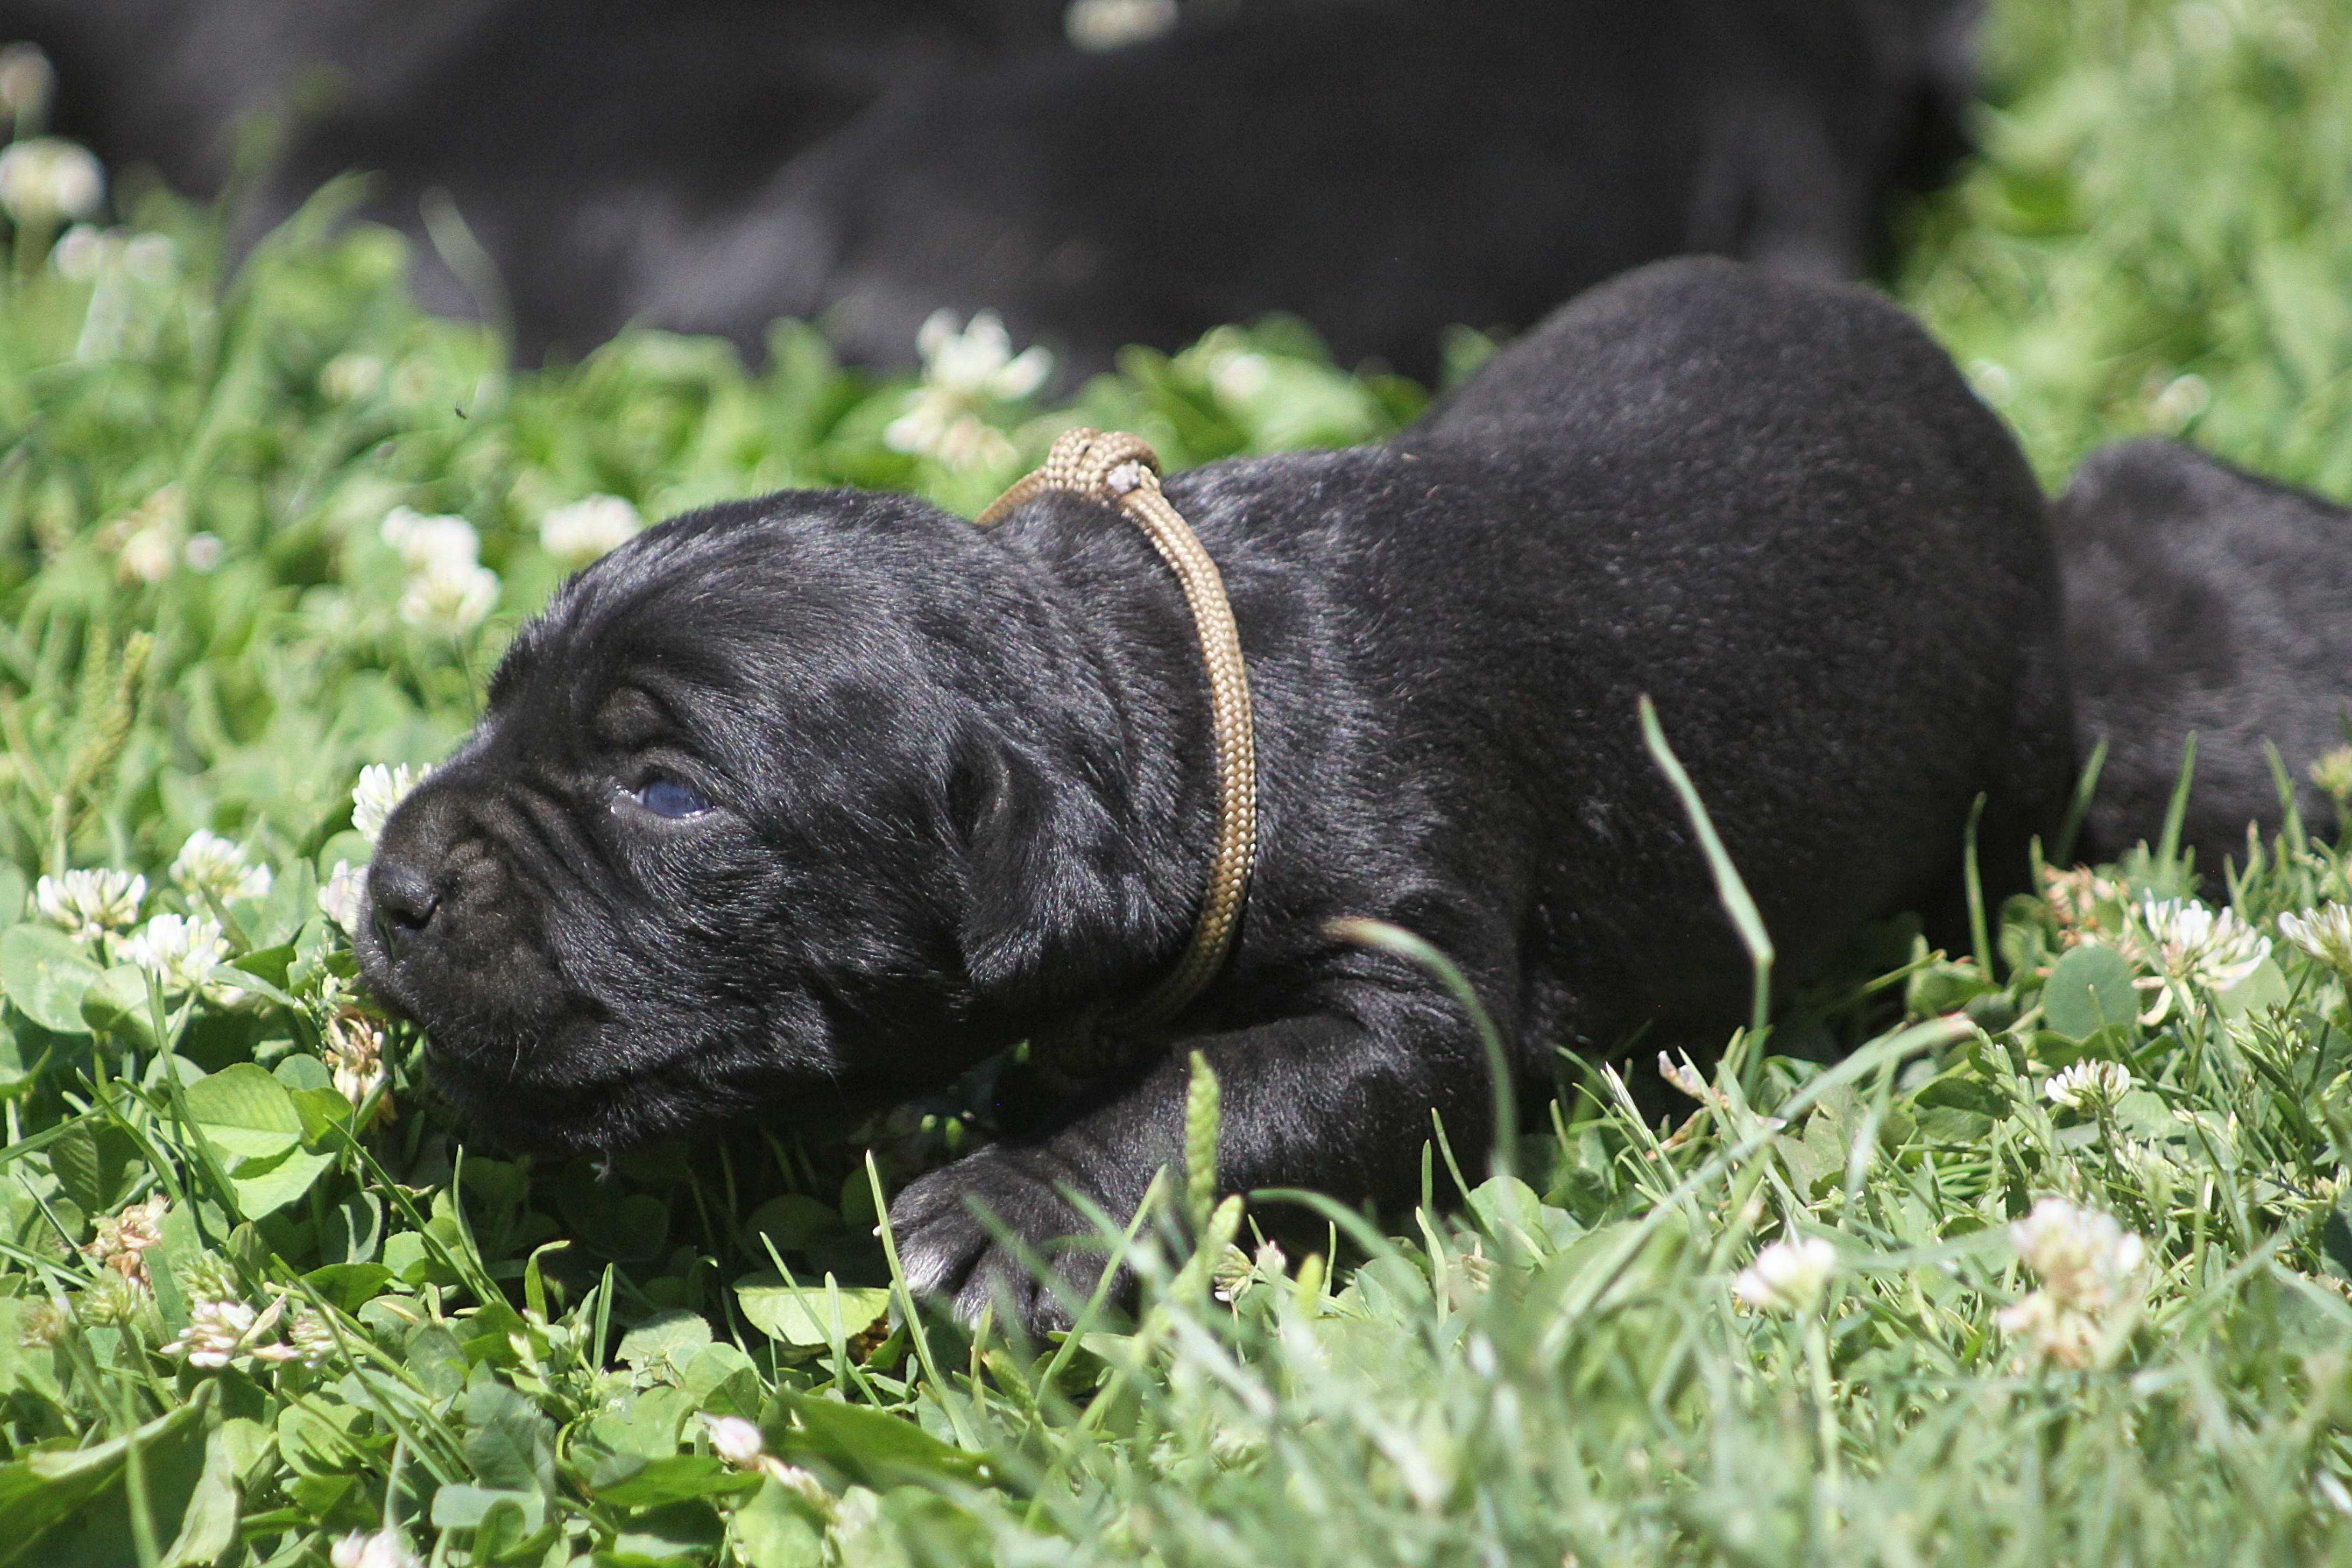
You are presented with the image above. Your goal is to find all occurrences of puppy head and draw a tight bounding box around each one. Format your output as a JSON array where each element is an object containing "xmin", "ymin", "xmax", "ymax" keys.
[{"xmin": 355, "ymin": 490, "xmax": 1134, "ymax": 1153}]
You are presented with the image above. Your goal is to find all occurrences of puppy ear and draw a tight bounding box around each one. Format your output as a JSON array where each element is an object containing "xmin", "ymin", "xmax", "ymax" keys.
[{"xmin": 950, "ymin": 726, "xmax": 1134, "ymax": 1011}]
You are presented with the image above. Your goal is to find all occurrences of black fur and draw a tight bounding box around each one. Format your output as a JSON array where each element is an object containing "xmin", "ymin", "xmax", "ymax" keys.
[
  {"xmin": 357, "ymin": 258, "xmax": 2073, "ymax": 1332},
  {"xmin": 640, "ymin": 0, "xmax": 1981, "ymax": 380},
  {"xmin": 9, "ymin": 0, "xmax": 1973, "ymax": 373},
  {"xmin": 2054, "ymin": 439, "xmax": 2352, "ymax": 866},
  {"xmin": 5, "ymin": 0, "xmax": 1069, "ymax": 360}
]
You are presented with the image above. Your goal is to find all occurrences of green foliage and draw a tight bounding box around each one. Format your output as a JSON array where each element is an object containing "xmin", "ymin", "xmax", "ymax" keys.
[
  {"xmin": 1907, "ymin": 0, "xmax": 2352, "ymax": 494},
  {"xmin": 2, "ymin": 0, "xmax": 2352, "ymax": 1562}
]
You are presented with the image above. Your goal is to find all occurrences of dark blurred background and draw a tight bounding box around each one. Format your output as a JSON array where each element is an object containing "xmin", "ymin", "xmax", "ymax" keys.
[{"xmin": 2, "ymin": 0, "xmax": 1981, "ymax": 380}]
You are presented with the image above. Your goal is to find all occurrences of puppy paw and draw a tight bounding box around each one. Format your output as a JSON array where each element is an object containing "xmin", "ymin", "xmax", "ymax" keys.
[{"xmin": 889, "ymin": 1148, "xmax": 1111, "ymax": 1338}]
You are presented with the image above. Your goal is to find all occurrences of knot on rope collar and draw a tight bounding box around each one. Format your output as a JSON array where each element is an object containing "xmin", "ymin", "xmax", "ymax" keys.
[{"xmin": 976, "ymin": 428, "xmax": 1259, "ymax": 1084}]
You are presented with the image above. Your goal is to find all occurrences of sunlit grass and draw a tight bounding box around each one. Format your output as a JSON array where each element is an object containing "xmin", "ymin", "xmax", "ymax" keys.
[{"xmin": 3, "ymin": 1, "xmax": 2352, "ymax": 1563}]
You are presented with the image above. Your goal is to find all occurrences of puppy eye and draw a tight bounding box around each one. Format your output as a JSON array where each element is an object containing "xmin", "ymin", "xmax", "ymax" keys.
[{"xmin": 631, "ymin": 774, "xmax": 713, "ymax": 820}]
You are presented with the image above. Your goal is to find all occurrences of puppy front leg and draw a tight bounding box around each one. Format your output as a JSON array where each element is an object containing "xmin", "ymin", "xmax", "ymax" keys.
[{"xmin": 891, "ymin": 993, "xmax": 1492, "ymax": 1334}]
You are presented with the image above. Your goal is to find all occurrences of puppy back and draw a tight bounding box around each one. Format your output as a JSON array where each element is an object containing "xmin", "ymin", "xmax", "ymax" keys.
[{"xmin": 2055, "ymin": 439, "xmax": 2352, "ymax": 862}]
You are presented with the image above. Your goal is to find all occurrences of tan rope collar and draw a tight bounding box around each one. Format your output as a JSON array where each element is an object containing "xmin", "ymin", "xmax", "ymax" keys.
[{"xmin": 976, "ymin": 428, "xmax": 1258, "ymax": 1063}]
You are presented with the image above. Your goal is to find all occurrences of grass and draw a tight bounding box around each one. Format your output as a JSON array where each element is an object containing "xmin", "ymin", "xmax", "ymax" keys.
[{"xmin": 3, "ymin": 0, "xmax": 2352, "ymax": 1562}]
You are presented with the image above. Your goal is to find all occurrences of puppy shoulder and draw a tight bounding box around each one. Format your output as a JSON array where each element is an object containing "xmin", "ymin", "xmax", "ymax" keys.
[{"xmin": 1423, "ymin": 257, "xmax": 1976, "ymax": 445}]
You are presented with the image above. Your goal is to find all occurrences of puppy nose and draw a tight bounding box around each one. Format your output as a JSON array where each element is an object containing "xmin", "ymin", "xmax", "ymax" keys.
[{"xmin": 368, "ymin": 860, "xmax": 442, "ymax": 948}]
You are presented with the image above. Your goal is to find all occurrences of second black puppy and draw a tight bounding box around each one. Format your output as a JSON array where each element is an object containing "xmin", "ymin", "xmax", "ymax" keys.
[
  {"xmin": 651, "ymin": 0, "xmax": 1978, "ymax": 380},
  {"xmin": 2056, "ymin": 439, "xmax": 2352, "ymax": 865},
  {"xmin": 358, "ymin": 259, "xmax": 2071, "ymax": 1330}
]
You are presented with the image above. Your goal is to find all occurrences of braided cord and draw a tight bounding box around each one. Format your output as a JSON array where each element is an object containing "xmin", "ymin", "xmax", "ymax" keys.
[{"xmin": 977, "ymin": 428, "xmax": 1259, "ymax": 1042}]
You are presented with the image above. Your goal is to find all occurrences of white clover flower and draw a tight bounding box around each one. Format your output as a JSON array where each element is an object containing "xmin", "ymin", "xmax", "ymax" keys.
[
  {"xmin": 1997, "ymin": 1196, "xmax": 2146, "ymax": 1368},
  {"xmin": 2040, "ymin": 864, "xmax": 2122, "ymax": 944},
  {"xmin": 700, "ymin": 1413, "xmax": 827, "ymax": 1496},
  {"xmin": 0, "ymin": 43, "xmax": 55, "ymax": 121},
  {"xmin": 1211, "ymin": 1238, "xmax": 1288, "ymax": 1304},
  {"xmin": 324, "ymin": 1008, "xmax": 391, "ymax": 1120},
  {"xmin": 102, "ymin": 484, "xmax": 188, "ymax": 586},
  {"xmin": 704, "ymin": 1414, "xmax": 767, "ymax": 1468},
  {"xmin": 2011, "ymin": 1197, "xmax": 2147, "ymax": 1297},
  {"xmin": 1967, "ymin": 358, "xmax": 2017, "ymax": 406},
  {"xmin": 352, "ymin": 763, "xmax": 430, "ymax": 843},
  {"xmin": 1210, "ymin": 348, "xmax": 1273, "ymax": 405},
  {"xmin": 0, "ymin": 136, "xmax": 102, "ymax": 225},
  {"xmin": 320, "ymin": 353, "xmax": 385, "ymax": 404},
  {"xmin": 398, "ymin": 556, "xmax": 499, "ymax": 637},
  {"xmin": 329, "ymin": 1531, "xmax": 422, "ymax": 1568},
  {"xmin": 2280, "ymin": 905, "xmax": 2352, "ymax": 977},
  {"xmin": 2043, "ymin": 1059, "xmax": 2133, "ymax": 1112},
  {"xmin": 119, "ymin": 913, "xmax": 244, "ymax": 1004},
  {"xmin": 884, "ymin": 403, "xmax": 1015, "ymax": 471},
  {"xmin": 917, "ymin": 309, "xmax": 1054, "ymax": 400},
  {"xmin": 81, "ymin": 1193, "xmax": 168, "ymax": 1284},
  {"xmin": 379, "ymin": 507, "xmax": 481, "ymax": 575},
  {"xmin": 1065, "ymin": 0, "xmax": 1178, "ymax": 51},
  {"xmin": 170, "ymin": 829, "xmax": 273, "ymax": 906},
  {"xmin": 159, "ymin": 1297, "xmax": 273, "ymax": 1369},
  {"xmin": 2150, "ymin": 373, "xmax": 2210, "ymax": 432},
  {"xmin": 539, "ymin": 495, "xmax": 642, "ymax": 567},
  {"xmin": 75, "ymin": 1269, "xmax": 148, "ymax": 1330},
  {"xmin": 287, "ymin": 1310, "xmax": 337, "ymax": 1367},
  {"xmin": 181, "ymin": 533, "xmax": 224, "ymax": 573},
  {"xmin": 2127, "ymin": 896, "xmax": 2270, "ymax": 1023},
  {"xmin": 1732, "ymin": 1235, "xmax": 1837, "ymax": 1316},
  {"xmin": 32, "ymin": 868, "xmax": 146, "ymax": 943},
  {"xmin": 1994, "ymin": 1289, "xmax": 2107, "ymax": 1369},
  {"xmin": 884, "ymin": 310, "xmax": 1051, "ymax": 471},
  {"xmin": 318, "ymin": 860, "xmax": 366, "ymax": 934},
  {"xmin": 118, "ymin": 521, "xmax": 178, "ymax": 585}
]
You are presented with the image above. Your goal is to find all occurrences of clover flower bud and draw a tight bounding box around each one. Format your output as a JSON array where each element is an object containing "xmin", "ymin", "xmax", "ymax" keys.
[{"xmin": 1732, "ymin": 1235, "xmax": 1837, "ymax": 1315}]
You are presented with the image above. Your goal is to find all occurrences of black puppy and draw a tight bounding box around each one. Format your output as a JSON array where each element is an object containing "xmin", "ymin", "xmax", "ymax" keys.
[
  {"xmin": 2055, "ymin": 439, "xmax": 2352, "ymax": 866},
  {"xmin": 11, "ymin": 0, "xmax": 1973, "ymax": 375},
  {"xmin": 645, "ymin": 0, "xmax": 1979, "ymax": 380},
  {"xmin": 5, "ymin": 0, "xmax": 1069, "ymax": 360},
  {"xmin": 358, "ymin": 258, "xmax": 2072, "ymax": 1329}
]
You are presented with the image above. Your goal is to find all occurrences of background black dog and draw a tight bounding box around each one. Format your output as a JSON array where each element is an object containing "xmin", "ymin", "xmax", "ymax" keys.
[
  {"xmin": 358, "ymin": 258, "xmax": 2073, "ymax": 1330},
  {"xmin": 2056, "ymin": 439, "xmax": 2352, "ymax": 866},
  {"xmin": 8, "ymin": 0, "xmax": 1975, "ymax": 373},
  {"xmin": 4, "ymin": 0, "xmax": 1069, "ymax": 358},
  {"xmin": 638, "ymin": 0, "xmax": 1980, "ymax": 380}
]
